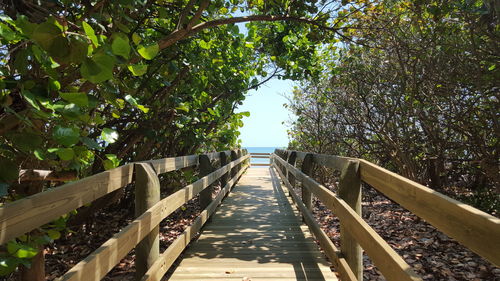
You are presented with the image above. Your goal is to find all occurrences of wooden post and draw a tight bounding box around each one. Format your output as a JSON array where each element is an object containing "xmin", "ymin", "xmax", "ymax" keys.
[
  {"xmin": 301, "ymin": 153, "xmax": 314, "ymax": 217},
  {"xmin": 134, "ymin": 163, "xmax": 160, "ymax": 280},
  {"xmin": 287, "ymin": 151, "xmax": 297, "ymax": 201},
  {"xmin": 287, "ymin": 151, "xmax": 297, "ymax": 187},
  {"xmin": 338, "ymin": 160, "xmax": 363, "ymax": 281},
  {"xmin": 237, "ymin": 149, "xmax": 242, "ymax": 173},
  {"xmin": 199, "ymin": 154, "xmax": 214, "ymax": 209},
  {"xmin": 230, "ymin": 150, "xmax": 238, "ymax": 178},
  {"xmin": 219, "ymin": 151, "xmax": 229, "ymax": 188}
]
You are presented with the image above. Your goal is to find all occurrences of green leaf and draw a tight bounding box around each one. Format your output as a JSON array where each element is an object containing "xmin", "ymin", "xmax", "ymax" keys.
[
  {"xmin": 7, "ymin": 241, "xmax": 39, "ymax": 259},
  {"xmin": 31, "ymin": 21, "xmax": 61, "ymax": 51},
  {"xmin": 34, "ymin": 149, "xmax": 45, "ymax": 160},
  {"xmin": 80, "ymin": 53, "xmax": 115, "ymax": 83},
  {"xmin": 137, "ymin": 43, "xmax": 159, "ymax": 60},
  {"xmin": 52, "ymin": 125, "xmax": 80, "ymax": 147},
  {"xmin": 103, "ymin": 154, "xmax": 120, "ymax": 170},
  {"xmin": 240, "ymin": 111, "xmax": 250, "ymax": 117},
  {"xmin": 0, "ymin": 158, "xmax": 18, "ymax": 182},
  {"xmin": 101, "ymin": 128, "xmax": 118, "ymax": 143},
  {"xmin": 176, "ymin": 102, "xmax": 190, "ymax": 112},
  {"xmin": 111, "ymin": 33, "xmax": 130, "ymax": 59},
  {"xmin": 115, "ymin": 21, "xmax": 131, "ymax": 33},
  {"xmin": 80, "ymin": 136, "xmax": 103, "ymax": 150},
  {"xmin": 0, "ymin": 22, "xmax": 17, "ymax": 41},
  {"xmin": 48, "ymin": 148, "xmax": 74, "ymax": 161},
  {"xmin": 127, "ymin": 64, "xmax": 148, "ymax": 76},
  {"xmin": 47, "ymin": 229, "xmax": 61, "ymax": 240},
  {"xmin": 124, "ymin": 94, "xmax": 139, "ymax": 106},
  {"xmin": 59, "ymin": 92, "xmax": 88, "ymax": 107},
  {"xmin": 0, "ymin": 256, "xmax": 18, "ymax": 275},
  {"xmin": 12, "ymin": 132, "xmax": 42, "ymax": 152},
  {"xmin": 199, "ymin": 40, "xmax": 210, "ymax": 50},
  {"xmin": 132, "ymin": 32, "xmax": 141, "ymax": 45},
  {"xmin": 82, "ymin": 21, "xmax": 98, "ymax": 47}
]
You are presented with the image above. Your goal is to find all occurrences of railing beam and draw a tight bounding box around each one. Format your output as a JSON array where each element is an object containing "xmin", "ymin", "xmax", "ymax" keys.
[
  {"xmin": 338, "ymin": 160, "xmax": 363, "ymax": 281},
  {"xmin": 134, "ymin": 163, "xmax": 161, "ymax": 280},
  {"xmin": 301, "ymin": 153, "xmax": 314, "ymax": 217},
  {"xmin": 199, "ymin": 154, "xmax": 215, "ymax": 209}
]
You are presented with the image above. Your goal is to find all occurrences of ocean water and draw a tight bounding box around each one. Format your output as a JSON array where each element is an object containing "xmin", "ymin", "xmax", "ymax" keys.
[{"xmin": 244, "ymin": 147, "xmax": 284, "ymax": 165}]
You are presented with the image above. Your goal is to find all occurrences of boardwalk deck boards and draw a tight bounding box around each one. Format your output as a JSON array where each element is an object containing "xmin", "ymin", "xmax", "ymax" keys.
[{"xmin": 169, "ymin": 167, "xmax": 338, "ymax": 281}]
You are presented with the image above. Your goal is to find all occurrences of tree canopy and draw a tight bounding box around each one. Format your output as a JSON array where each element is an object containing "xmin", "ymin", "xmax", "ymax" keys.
[{"xmin": 0, "ymin": 0, "xmax": 369, "ymax": 276}]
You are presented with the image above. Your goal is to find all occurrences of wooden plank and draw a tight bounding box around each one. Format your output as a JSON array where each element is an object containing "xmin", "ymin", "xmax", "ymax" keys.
[
  {"xmin": 141, "ymin": 164, "xmax": 249, "ymax": 281},
  {"xmin": 274, "ymin": 156, "xmax": 421, "ymax": 281},
  {"xmin": 358, "ymin": 159, "xmax": 500, "ymax": 266},
  {"xmin": 134, "ymin": 163, "xmax": 161, "ymax": 279},
  {"xmin": 251, "ymin": 155, "xmax": 270, "ymax": 158},
  {"xmin": 0, "ymin": 164, "xmax": 134, "ymax": 245},
  {"xmin": 168, "ymin": 167, "xmax": 338, "ymax": 281},
  {"xmin": 145, "ymin": 155, "xmax": 198, "ymax": 174},
  {"xmin": 272, "ymin": 163, "xmax": 357, "ymax": 281},
  {"xmin": 57, "ymin": 155, "xmax": 249, "ymax": 281},
  {"xmin": 250, "ymin": 153, "xmax": 270, "ymax": 155},
  {"xmin": 338, "ymin": 160, "xmax": 363, "ymax": 281},
  {"xmin": 252, "ymin": 163, "xmax": 270, "ymax": 166}
]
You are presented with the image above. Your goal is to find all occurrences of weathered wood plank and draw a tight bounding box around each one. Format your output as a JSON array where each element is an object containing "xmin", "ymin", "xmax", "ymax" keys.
[
  {"xmin": 57, "ymin": 155, "xmax": 249, "ymax": 281},
  {"xmin": 168, "ymin": 167, "xmax": 338, "ymax": 281},
  {"xmin": 338, "ymin": 160, "xmax": 363, "ymax": 281},
  {"xmin": 0, "ymin": 164, "xmax": 134, "ymax": 245},
  {"xmin": 141, "ymin": 163, "xmax": 249, "ymax": 281},
  {"xmin": 134, "ymin": 163, "xmax": 161, "ymax": 279},
  {"xmin": 274, "ymin": 156, "xmax": 421, "ymax": 281},
  {"xmin": 145, "ymin": 155, "xmax": 198, "ymax": 175},
  {"xmin": 358, "ymin": 159, "xmax": 500, "ymax": 266},
  {"xmin": 273, "ymin": 163, "xmax": 357, "ymax": 281}
]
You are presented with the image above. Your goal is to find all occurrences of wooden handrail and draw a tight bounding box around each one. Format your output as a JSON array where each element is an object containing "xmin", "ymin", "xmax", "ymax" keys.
[
  {"xmin": 273, "ymin": 154, "xmax": 421, "ymax": 281},
  {"xmin": 272, "ymin": 150, "xmax": 500, "ymax": 277},
  {"xmin": 275, "ymin": 149, "xmax": 500, "ymax": 266},
  {"xmin": 0, "ymin": 164, "xmax": 134, "ymax": 244},
  {"xmin": 58, "ymin": 153, "xmax": 249, "ymax": 281}
]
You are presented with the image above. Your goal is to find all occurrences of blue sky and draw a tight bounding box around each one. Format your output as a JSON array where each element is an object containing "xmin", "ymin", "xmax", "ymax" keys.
[{"xmin": 236, "ymin": 78, "xmax": 295, "ymax": 147}]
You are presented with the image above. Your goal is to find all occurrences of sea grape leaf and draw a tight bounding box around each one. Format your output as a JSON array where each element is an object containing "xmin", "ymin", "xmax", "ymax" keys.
[
  {"xmin": 52, "ymin": 125, "xmax": 80, "ymax": 146},
  {"xmin": 137, "ymin": 43, "xmax": 159, "ymax": 60}
]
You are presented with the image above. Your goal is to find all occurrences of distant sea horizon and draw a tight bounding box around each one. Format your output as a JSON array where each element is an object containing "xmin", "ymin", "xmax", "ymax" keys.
[{"xmin": 243, "ymin": 146, "xmax": 287, "ymax": 164}]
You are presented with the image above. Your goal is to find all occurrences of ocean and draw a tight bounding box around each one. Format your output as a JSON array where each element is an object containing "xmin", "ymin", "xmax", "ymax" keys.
[{"xmin": 244, "ymin": 146, "xmax": 285, "ymax": 165}]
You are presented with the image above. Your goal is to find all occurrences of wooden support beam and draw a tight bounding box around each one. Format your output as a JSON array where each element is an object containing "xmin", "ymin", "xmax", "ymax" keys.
[
  {"xmin": 219, "ymin": 151, "xmax": 229, "ymax": 188},
  {"xmin": 134, "ymin": 163, "xmax": 161, "ymax": 280},
  {"xmin": 338, "ymin": 160, "xmax": 363, "ymax": 281},
  {"xmin": 301, "ymin": 153, "xmax": 314, "ymax": 217},
  {"xmin": 199, "ymin": 155, "xmax": 214, "ymax": 209},
  {"xmin": 230, "ymin": 150, "xmax": 238, "ymax": 178}
]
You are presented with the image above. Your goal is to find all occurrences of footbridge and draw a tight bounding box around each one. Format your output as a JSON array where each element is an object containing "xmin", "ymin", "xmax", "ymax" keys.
[{"xmin": 0, "ymin": 150, "xmax": 498, "ymax": 281}]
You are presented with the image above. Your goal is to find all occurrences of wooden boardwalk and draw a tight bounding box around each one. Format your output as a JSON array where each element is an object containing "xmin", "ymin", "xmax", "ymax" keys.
[{"xmin": 169, "ymin": 167, "xmax": 338, "ymax": 281}]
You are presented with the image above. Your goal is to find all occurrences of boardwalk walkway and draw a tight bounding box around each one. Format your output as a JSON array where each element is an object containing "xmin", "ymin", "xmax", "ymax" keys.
[{"xmin": 169, "ymin": 167, "xmax": 338, "ymax": 281}]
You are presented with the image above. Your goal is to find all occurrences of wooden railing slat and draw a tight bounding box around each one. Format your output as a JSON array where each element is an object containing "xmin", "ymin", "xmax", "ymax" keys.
[
  {"xmin": 272, "ymin": 161, "xmax": 357, "ymax": 281},
  {"xmin": 273, "ymin": 155, "xmax": 422, "ymax": 281},
  {"xmin": 145, "ymin": 155, "xmax": 198, "ymax": 175},
  {"xmin": 141, "ymin": 162, "xmax": 249, "ymax": 281},
  {"xmin": 57, "ymin": 155, "xmax": 249, "ymax": 281},
  {"xmin": 0, "ymin": 164, "xmax": 134, "ymax": 245},
  {"xmin": 359, "ymin": 159, "xmax": 500, "ymax": 266}
]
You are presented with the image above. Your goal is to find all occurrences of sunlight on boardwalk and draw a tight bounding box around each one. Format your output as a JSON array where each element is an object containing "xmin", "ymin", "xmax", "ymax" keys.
[{"xmin": 169, "ymin": 167, "xmax": 338, "ymax": 281}]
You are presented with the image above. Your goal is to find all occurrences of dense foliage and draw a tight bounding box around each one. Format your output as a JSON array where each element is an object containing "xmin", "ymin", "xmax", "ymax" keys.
[
  {"xmin": 0, "ymin": 0, "xmax": 365, "ymax": 277},
  {"xmin": 287, "ymin": 0, "xmax": 499, "ymax": 213}
]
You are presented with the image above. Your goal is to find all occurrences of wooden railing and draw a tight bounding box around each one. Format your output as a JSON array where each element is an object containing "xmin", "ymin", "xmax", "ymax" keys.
[
  {"xmin": 0, "ymin": 149, "xmax": 250, "ymax": 281},
  {"xmin": 272, "ymin": 149, "xmax": 500, "ymax": 281},
  {"xmin": 249, "ymin": 152, "xmax": 270, "ymax": 167}
]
